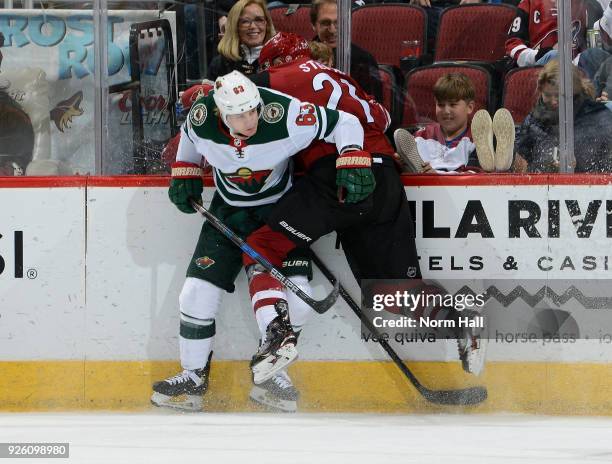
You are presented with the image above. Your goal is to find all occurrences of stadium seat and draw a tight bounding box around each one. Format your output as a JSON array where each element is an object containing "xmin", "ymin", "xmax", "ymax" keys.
[
  {"xmin": 379, "ymin": 65, "xmax": 394, "ymax": 114},
  {"xmin": 434, "ymin": 4, "xmax": 517, "ymax": 63},
  {"xmin": 502, "ymin": 65, "xmax": 542, "ymax": 124},
  {"xmin": 378, "ymin": 64, "xmax": 403, "ymax": 129},
  {"xmin": 401, "ymin": 63, "xmax": 493, "ymax": 127},
  {"xmin": 352, "ymin": 4, "xmax": 427, "ymax": 68},
  {"xmin": 269, "ymin": 5, "xmax": 314, "ymax": 40}
]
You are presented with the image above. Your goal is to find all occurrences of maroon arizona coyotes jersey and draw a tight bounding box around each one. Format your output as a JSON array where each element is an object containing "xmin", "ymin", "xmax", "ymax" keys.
[
  {"xmin": 264, "ymin": 57, "xmax": 394, "ymax": 169},
  {"xmin": 505, "ymin": 0, "xmax": 587, "ymax": 64}
]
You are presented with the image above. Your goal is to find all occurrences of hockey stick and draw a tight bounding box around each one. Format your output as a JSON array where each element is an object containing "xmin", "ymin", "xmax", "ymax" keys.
[
  {"xmin": 190, "ymin": 199, "xmax": 339, "ymax": 314},
  {"xmin": 312, "ymin": 253, "xmax": 488, "ymax": 406}
]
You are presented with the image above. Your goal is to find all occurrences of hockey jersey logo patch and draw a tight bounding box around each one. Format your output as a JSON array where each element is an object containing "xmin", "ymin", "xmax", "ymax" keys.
[
  {"xmin": 189, "ymin": 103, "xmax": 208, "ymax": 126},
  {"xmin": 195, "ymin": 256, "xmax": 215, "ymax": 270},
  {"xmin": 262, "ymin": 102, "xmax": 284, "ymax": 124},
  {"xmin": 222, "ymin": 167, "xmax": 272, "ymax": 194}
]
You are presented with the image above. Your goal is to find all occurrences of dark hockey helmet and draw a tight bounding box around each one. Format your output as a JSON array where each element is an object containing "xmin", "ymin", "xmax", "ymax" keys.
[{"xmin": 259, "ymin": 32, "xmax": 312, "ymax": 71}]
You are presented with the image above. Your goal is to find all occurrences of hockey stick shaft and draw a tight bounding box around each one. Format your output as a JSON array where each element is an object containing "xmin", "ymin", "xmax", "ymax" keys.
[
  {"xmin": 312, "ymin": 253, "xmax": 487, "ymax": 406},
  {"xmin": 190, "ymin": 199, "xmax": 339, "ymax": 314}
]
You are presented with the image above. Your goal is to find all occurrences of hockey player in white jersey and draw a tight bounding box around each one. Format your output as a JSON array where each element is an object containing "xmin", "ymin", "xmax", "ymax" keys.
[{"xmin": 151, "ymin": 70, "xmax": 368, "ymax": 411}]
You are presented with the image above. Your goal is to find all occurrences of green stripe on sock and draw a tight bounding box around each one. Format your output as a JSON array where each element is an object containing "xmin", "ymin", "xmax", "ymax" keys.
[{"xmin": 180, "ymin": 320, "xmax": 216, "ymax": 340}]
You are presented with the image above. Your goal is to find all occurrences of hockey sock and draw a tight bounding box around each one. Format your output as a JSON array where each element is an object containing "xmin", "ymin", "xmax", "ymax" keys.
[
  {"xmin": 285, "ymin": 275, "xmax": 315, "ymax": 332},
  {"xmin": 178, "ymin": 277, "xmax": 222, "ymax": 370},
  {"xmin": 248, "ymin": 264, "xmax": 285, "ymax": 340}
]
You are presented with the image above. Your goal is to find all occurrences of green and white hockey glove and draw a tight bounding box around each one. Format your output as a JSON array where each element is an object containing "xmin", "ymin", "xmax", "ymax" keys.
[
  {"xmin": 335, "ymin": 149, "xmax": 376, "ymax": 204},
  {"xmin": 169, "ymin": 161, "xmax": 203, "ymax": 214}
]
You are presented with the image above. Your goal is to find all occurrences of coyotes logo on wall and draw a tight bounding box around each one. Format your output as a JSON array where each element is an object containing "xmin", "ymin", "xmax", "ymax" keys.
[{"xmin": 222, "ymin": 167, "xmax": 272, "ymax": 194}]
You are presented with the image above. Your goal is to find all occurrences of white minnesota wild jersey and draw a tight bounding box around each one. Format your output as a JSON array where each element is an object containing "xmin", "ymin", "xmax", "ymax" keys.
[{"xmin": 176, "ymin": 87, "xmax": 363, "ymax": 207}]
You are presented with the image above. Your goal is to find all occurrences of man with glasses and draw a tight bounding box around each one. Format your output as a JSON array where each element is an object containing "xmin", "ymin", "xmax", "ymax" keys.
[{"xmin": 310, "ymin": 0, "xmax": 382, "ymax": 101}]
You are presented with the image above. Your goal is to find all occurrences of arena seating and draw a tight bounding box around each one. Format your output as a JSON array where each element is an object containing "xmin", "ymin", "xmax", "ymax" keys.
[
  {"xmin": 434, "ymin": 4, "xmax": 517, "ymax": 63},
  {"xmin": 502, "ymin": 65, "xmax": 543, "ymax": 124},
  {"xmin": 269, "ymin": 5, "xmax": 314, "ymax": 40},
  {"xmin": 352, "ymin": 4, "xmax": 427, "ymax": 68}
]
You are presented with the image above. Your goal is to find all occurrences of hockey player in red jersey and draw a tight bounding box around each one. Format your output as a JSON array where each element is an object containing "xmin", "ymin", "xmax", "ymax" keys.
[
  {"xmin": 242, "ymin": 32, "xmax": 487, "ymax": 409},
  {"xmin": 505, "ymin": 0, "xmax": 588, "ymax": 67}
]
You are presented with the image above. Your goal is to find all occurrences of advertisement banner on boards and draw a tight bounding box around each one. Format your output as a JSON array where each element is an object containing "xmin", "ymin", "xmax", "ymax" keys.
[{"xmin": 0, "ymin": 9, "xmax": 176, "ymax": 174}]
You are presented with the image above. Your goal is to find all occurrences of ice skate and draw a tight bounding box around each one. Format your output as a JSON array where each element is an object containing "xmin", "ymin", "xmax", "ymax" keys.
[
  {"xmin": 394, "ymin": 128, "xmax": 425, "ymax": 173},
  {"xmin": 250, "ymin": 300, "xmax": 298, "ymax": 384},
  {"xmin": 471, "ymin": 109, "xmax": 495, "ymax": 172},
  {"xmin": 492, "ymin": 108, "xmax": 515, "ymax": 172},
  {"xmin": 457, "ymin": 310, "xmax": 487, "ymax": 376},
  {"xmin": 151, "ymin": 353, "xmax": 212, "ymax": 411},
  {"xmin": 249, "ymin": 370, "xmax": 299, "ymax": 412}
]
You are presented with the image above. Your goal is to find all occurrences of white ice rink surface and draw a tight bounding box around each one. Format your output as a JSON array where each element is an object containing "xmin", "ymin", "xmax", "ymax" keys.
[{"xmin": 1, "ymin": 412, "xmax": 612, "ymax": 464}]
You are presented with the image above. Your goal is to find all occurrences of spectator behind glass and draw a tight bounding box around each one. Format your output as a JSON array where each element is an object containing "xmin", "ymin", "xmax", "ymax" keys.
[
  {"xmin": 310, "ymin": 0, "xmax": 383, "ymax": 100},
  {"xmin": 506, "ymin": 0, "xmax": 588, "ymax": 68},
  {"xmin": 207, "ymin": 0, "xmax": 276, "ymax": 80},
  {"xmin": 514, "ymin": 60, "xmax": 612, "ymax": 173},
  {"xmin": 394, "ymin": 73, "xmax": 507, "ymax": 174},
  {"xmin": 589, "ymin": 2, "xmax": 612, "ymax": 105},
  {"xmin": 309, "ymin": 41, "xmax": 334, "ymax": 67}
]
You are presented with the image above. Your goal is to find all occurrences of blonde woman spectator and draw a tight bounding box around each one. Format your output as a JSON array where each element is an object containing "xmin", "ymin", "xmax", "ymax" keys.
[
  {"xmin": 514, "ymin": 60, "xmax": 612, "ymax": 173},
  {"xmin": 207, "ymin": 0, "xmax": 275, "ymax": 80}
]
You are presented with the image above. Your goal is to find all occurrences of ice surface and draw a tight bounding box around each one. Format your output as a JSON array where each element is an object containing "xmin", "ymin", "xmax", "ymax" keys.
[{"xmin": 1, "ymin": 412, "xmax": 611, "ymax": 464}]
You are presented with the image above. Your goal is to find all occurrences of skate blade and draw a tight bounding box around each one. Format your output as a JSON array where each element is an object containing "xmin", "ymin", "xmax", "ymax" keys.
[
  {"xmin": 252, "ymin": 345, "xmax": 298, "ymax": 385},
  {"xmin": 249, "ymin": 386, "xmax": 297, "ymax": 413},
  {"xmin": 150, "ymin": 392, "xmax": 203, "ymax": 412},
  {"xmin": 466, "ymin": 336, "xmax": 488, "ymax": 376}
]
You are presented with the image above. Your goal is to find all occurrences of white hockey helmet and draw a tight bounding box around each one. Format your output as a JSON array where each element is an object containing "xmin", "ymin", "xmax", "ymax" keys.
[{"xmin": 213, "ymin": 70, "xmax": 262, "ymax": 127}]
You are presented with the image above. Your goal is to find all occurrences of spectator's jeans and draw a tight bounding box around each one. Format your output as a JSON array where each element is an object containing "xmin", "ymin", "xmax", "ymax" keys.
[
  {"xmin": 536, "ymin": 49, "xmax": 558, "ymax": 65},
  {"xmin": 578, "ymin": 48, "xmax": 612, "ymax": 80}
]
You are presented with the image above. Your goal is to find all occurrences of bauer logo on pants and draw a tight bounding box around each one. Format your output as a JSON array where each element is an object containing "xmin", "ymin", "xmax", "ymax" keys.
[{"xmin": 195, "ymin": 256, "xmax": 215, "ymax": 270}]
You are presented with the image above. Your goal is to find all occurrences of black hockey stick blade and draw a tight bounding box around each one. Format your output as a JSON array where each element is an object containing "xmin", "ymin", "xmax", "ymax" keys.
[
  {"xmin": 312, "ymin": 253, "xmax": 488, "ymax": 406},
  {"xmin": 271, "ymin": 267, "xmax": 339, "ymax": 314},
  {"xmin": 190, "ymin": 199, "xmax": 339, "ymax": 313}
]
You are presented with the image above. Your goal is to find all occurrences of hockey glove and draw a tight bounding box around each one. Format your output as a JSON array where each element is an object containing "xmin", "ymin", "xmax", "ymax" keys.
[
  {"xmin": 335, "ymin": 149, "xmax": 376, "ymax": 203},
  {"xmin": 169, "ymin": 161, "xmax": 203, "ymax": 214}
]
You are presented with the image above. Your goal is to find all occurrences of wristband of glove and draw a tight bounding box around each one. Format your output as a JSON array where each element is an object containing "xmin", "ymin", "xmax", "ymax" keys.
[
  {"xmin": 171, "ymin": 161, "xmax": 203, "ymax": 178},
  {"xmin": 169, "ymin": 161, "xmax": 204, "ymax": 214},
  {"xmin": 335, "ymin": 149, "xmax": 376, "ymax": 204},
  {"xmin": 336, "ymin": 149, "xmax": 372, "ymax": 169}
]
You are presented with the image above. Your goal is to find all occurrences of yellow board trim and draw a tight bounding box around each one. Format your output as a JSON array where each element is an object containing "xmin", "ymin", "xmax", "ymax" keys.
[{"xmin": 2, "ymin": 361, "xmax": 612, "ymax": 415}]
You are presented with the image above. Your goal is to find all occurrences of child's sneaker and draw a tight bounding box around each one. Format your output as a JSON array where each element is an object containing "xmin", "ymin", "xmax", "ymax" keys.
[
  {"xmin": 471, "ymin": 110, "xmax": 495, "ymax": 172},
  {"xmin": 394, "ymin": 128, "xmax": 425, "ymax": 173},
  {"xmin": 492, "ymin": 108, "xmax": 515, "ymax": 172}
]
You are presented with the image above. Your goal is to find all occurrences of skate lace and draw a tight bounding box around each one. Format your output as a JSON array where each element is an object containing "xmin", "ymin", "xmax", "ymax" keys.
[
  {"xmin": 272, "ymin": 373, "xmax": 292, "ymax": 389},
  {"xmin": 166, "ymin": 370, "xmax": 200, "ymax": 386}
]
